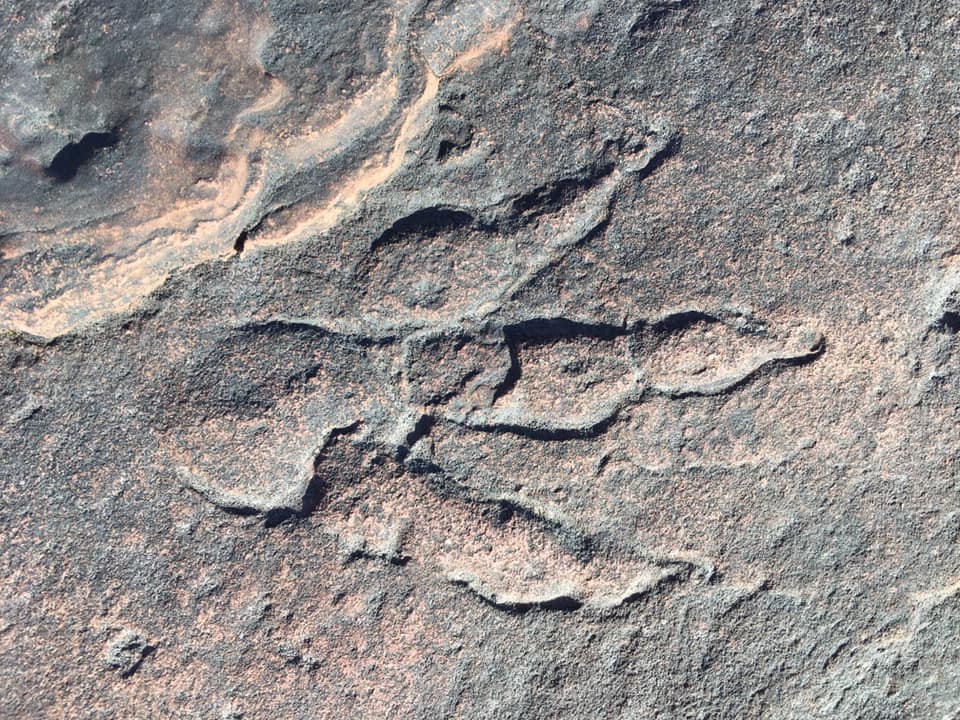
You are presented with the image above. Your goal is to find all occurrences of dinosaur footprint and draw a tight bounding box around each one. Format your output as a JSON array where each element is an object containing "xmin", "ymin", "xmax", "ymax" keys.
[
  {"xmin": 637, "ymin": 308, "xmax": 824, "ymax": 398},
  {"xmin": 153, "ymin": 321, "xmax": 388, "ymax": 518},
  {"xmin": 300, "ymin": 431, "xmax": 713, "ymax": 612},
  {"xmin": 441, "ymin": 309, "xmax": 823, "ymax": 437}
]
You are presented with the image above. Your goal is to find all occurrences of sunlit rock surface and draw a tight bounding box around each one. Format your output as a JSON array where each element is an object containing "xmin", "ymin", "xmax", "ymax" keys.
[{"xmin": 3, "ymin": 1, "xmax": 960, "ymax": 718}]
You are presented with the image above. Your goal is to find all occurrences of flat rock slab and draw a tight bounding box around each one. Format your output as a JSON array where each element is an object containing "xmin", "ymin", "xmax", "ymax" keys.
[{"xmin": 2, "ymin": 1, "xmax": 960, "ymax": 718}]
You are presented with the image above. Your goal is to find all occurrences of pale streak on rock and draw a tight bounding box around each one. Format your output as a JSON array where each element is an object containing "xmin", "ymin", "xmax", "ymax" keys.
[
  {"xmin": 253, "ymin": 12, "xmax": 520, "ymax": 250},
  {"xmin": 0, "ymin": 6, "xmax": 522, "ymax": 341}
]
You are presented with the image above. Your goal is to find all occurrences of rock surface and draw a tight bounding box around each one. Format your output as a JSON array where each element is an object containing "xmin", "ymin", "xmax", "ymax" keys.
[{"xmin": 2, "ymin": 0, "xmax": 960, "ymax": 717}]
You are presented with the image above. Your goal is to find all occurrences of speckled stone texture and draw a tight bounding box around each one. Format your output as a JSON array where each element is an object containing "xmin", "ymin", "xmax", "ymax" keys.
[{"xmin": 3, "ymin": 1, "xmax": 960, "ymax": 718}]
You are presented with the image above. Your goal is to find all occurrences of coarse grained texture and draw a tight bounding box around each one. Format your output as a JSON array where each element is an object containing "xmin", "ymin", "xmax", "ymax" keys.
[{"xmin": 2, "ymin": 0, "xmax": 960, "ymax": 718}]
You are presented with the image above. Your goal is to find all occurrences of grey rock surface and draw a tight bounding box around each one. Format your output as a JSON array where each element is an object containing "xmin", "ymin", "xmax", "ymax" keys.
[{"xmin": 2, "ymin": 0, "xmax": 960, "ymax": 718}]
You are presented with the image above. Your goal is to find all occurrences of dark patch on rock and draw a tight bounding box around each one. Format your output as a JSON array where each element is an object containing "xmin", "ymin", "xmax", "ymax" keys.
[{"xmin": 45, "ymin": 130, "xmax": 118, "ymax": 182}]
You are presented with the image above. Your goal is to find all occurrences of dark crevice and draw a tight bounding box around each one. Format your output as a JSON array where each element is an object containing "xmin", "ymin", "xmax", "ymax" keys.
[
  {"xmin": 233, "ymin": 213, "xmax": 272, "ymax": 255},
  {"xmin": 494, "ymin": 497, "xmax": 595, "ymax": 562},
  {"xmin": 370, "ymin": 207, "xmax": 474, "ymax": 251},
  {"xmin": 504, "ymin": 317, "xmax": 628, "ymax": 343},
  {"xmin": 780, "ymin": 336, "xmax": 826, "ymax": 361},
  {"xmin": 501, "ymin": 593, "xmax": 582, "ymax": 613},
  {"xmin": 472, "ymin": 414, "xmax": 622, "ymax": 442},
  {"xmin": 937, "ymin": 311, "xmax": 960, "ymax": 333},
  {"xmin": 437, "ymin": 139, "xmax": 458, "ymax": 161},
  {"xmin": 344, "ymin": 547, "xmax": 411, "ymax": 566},
  {"xmin": 233, "ymin": 229, "xmax": 249, "ymax": 255},
  {"xmin": 537, "ymin": 595, "xmax": 584, "ymax": 611},
  {"xmin": 437, "ymin": 137, "xmax": 472, "ymax": 162},
  {"xmin": 221, "ymin": 504, "xmax": 261, "ymax": 518},
  {"xmin": 494, "ymin": 503, "xmax": 515, "ymax": 524},
  {"xmin": 405, "ymin": 455, "xmax": 452, "ymax": 483},
  {"xmin": 595, "ymin": 452, "xmax": 613, "ymax": 476},
  {"xmin": 452, "ymin": 580, "xmax": 584, "ymax": 614},
  {"xmin": 492, "ymin": 317, "xmax": 629, "ymax": 403},
  {"xmin": 511, "ymin": 176, "xmax": 594, "ymax": 216},
  {"xmin": 236, "ymin": 319, "xmax": 397, "ymax": 348},
  {"xmin": 419, "ymin": 367, "xmax": 481, "ymax": 407},
  {"xmin": 660, "ymin": 375, "xmax": 756, "ymax": 400},
  {"xmin": 491, "ymin": 342, "xmax": 522, "ymax": 405},
  {"xmin": 263, "ymin": 507, "xmax": 297, "ymax": 527},
  {"xmin": 45, "ymin": 130, "xmax": 119, "ymax": 182},
  {"xmin": 297, "ymin": 422, "xmax": 364, "ymax": 519},
  {"xmin": 494, "ymin": 497, "xmax": 548, "ymax": 528},
  {"xmin": 650, "ymin": 309, "xmax": 719, "ymax": 334},
  {"xmin": 492, "ymin": 594, "xmax": 584, "ymax": 613}
]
